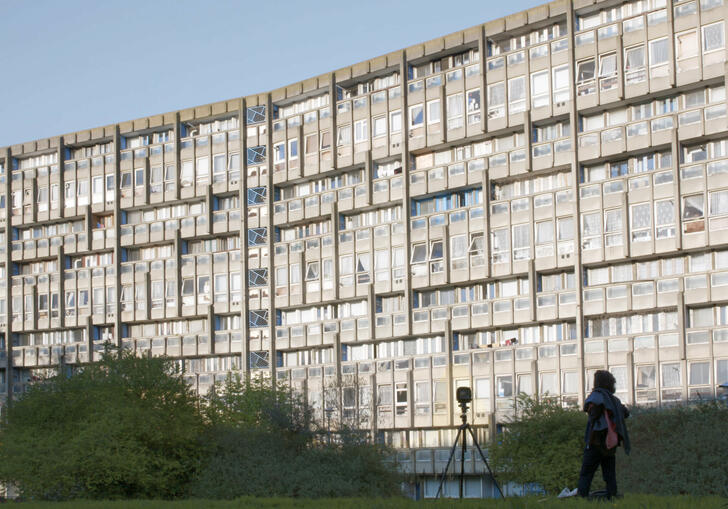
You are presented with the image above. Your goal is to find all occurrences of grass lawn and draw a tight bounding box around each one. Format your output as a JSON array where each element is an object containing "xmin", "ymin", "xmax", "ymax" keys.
[{"xmin": 9, "ymin": 495, "xmax": 727, "ymax": 509}]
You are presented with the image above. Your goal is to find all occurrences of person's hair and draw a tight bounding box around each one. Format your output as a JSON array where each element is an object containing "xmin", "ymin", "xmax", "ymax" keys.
[{"xmin": 593, "ymin": 370, "xmax": 616, "ymax": 394}]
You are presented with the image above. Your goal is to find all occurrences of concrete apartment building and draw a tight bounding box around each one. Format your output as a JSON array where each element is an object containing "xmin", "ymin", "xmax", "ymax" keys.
[{"xmin": 1, "ymin": 0, "xmax": 728, "ymax": 497}]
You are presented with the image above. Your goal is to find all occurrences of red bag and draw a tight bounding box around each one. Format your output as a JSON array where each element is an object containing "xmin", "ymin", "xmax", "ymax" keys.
[{"xmin": 604, "ymin": 410, "xmax": 619, "ymax": 449}]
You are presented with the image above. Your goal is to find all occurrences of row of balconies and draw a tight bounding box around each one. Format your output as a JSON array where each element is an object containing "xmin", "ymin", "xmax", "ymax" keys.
[
  {"xmin": 119, "ymin": 333, "xmax": 244, "ymax": 359},
  {"xmin": 578, "ymin": 108, "xmax": 726, "ymax": 163}
]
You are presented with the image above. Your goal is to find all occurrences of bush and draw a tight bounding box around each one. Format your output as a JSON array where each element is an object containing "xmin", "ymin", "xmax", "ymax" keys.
[
  {"xmin": 619, "ymin": 402, "xmax": 728, "ymax": 496},
  {"xmin": 0, "ymin": 350, "xmax": 204, "ymax": 500},
  {"xmin": 489, "ymin": 395, "xmax": 584, "ymax": 494},
  {"xmin": 191, "ymin": 375, "xmax": 400, "ymax": 499},
  {"xmin": 489, "ymin": 395, "xmax": 728, "ymax": 497}
]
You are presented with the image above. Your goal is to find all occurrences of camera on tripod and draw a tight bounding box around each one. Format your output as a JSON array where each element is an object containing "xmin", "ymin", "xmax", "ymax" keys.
[
  {"xmin": 456, "ymin": 386, "xmax": 472, "ymax": 405},
  {"xmin": 436, "ymin": 386, "xmax": 504, "ymax": 499}
]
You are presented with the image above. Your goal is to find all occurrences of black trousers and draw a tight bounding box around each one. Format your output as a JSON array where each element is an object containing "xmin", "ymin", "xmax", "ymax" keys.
[{"xmin": 577, "ymin": 446, "xmax": 617, "ymax": 498}]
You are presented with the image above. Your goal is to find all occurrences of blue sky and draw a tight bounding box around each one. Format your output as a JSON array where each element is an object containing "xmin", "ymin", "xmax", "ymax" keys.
[{"xmin": 0, "ymin": 0, "xmax": 542, "ymax": 147}]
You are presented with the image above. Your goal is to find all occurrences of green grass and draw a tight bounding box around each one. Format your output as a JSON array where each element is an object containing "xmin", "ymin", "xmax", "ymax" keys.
[{"xmin": 8, "ymin": 495, "xmax": 727, "ymax": 509}]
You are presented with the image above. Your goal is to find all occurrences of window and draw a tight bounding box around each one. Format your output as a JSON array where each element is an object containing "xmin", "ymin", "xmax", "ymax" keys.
[
  {"xmin": 625, "ymin": 46, "xmax": 646, "ymax": 83},
  {"xmin": 212, "ymin": 275, "xmax": 227, "ymax": 304},
  {"xmin": 683, "ymin": 194, "xmax": 705, "ymax": 229},
  {"xmin": 630, "ymin": 203, "xmax": 652, "ymax": 242},
  {"xmin": 372, "ymin": 116, "xmax": 387, "ymax": 138},
  {"xmin": 305, "ymin": 133, "xmax": 318, "ymax": 154},
  {"xmin": 354, "ymin": 119, "xmax": 368, "ymax": 143},
  {"xmin": 703, "ymin": 22, "xmax": 725, "ymax": 52},
  {"xmin": 655, "ymin": 199, "xmax": 675, "ymax": 239},
  {"xmin": 599, "ymin": 53, "xmax": 618, "ymax": 90},
  {"xmin": 701, "ymin": 0, "xmax": 723, "ymax": 10},
  {"xmin": 604, "ymin": 209, "xmax": 623, "ymax": 246},
  {"xmin": 390, "ymin": 110, "xmax": 402, "ymax": 133},
  {"xmin": 649, "ymin": 38, "xmax": 669, "ymax": 77},
  {"xmin": 496, "ymin": 375, "xmax": 513, "ymax": 398},
  {"xmin": 577, "ymin": 59, "xmax": 595, "ymax": 82},
  {"xmin": 450, "ymin": 235, "xmax": 468, "ymax": 270},
  {"xmin": 563, "ymin": 371, "xmax": 578, "ymax": 394},
  {"xmin": 540, "ymin": 373, "xmax": 557, "ymax": 395},
  {"xmin": 552, "ymin": 65, "xmax": 569, "ymax": 103},
  {"xmin": 661, "ymin": 363, "xmax": 681, "ymax": 388},
  {"xmin": 647, "ymin": 9, "xmax": 667, "ymax": 26},
  {"xmin": 558, "ymin": 217, "xmax": 574, "ymax": 241},
  {"xmin": 466, "ymin": 89, "xmax": 481, "ymax": 124},
  {"xmin": 636, "ymin": 365, "xmax": 656, "ymax": 390},
  {"xmin": 446, "ymin": 93, "xmax": 464, "ymax": 129},
  {"xmin": 531, "ymin": 70, "xmax": 549, "ymax": 108},
  {"xmin": 508, "ymin": 77, "xmax": 526, "ymax": 113},
  {"xmin": 415, "ymin": 381, "xmax": 431, "ymax": 415},
  {"xmin": 710, "ymin": 189, "xmax": 728, "ymax": 217},
  {"xmin": 576, "ymin": 58, "xmax": 596, "ymax": 95},
  {"xmin": 491, "ymin": 228, "xmax": 509, "ymax": 264},
  {"xmin": 536, "ymin": 220, "xmax": 553, "ymax": 246},
  {"xmin": 337, "ymin": 124, "xmax": 351, "ymax": 146},
  {"xmin": 197, "ymin": 276, "xmax": 210, "ymax": 304},
  {"xmin": 689, "ymin": 361, "xmax": 710, "ymax": 385},
  {"xmin": 582, "ymin": 212, "xmax": 601, "ymax": 249},
  {"xmin": 320, "ymin": 132, "xmax": 331, "ymax": 151},
  {"xmin": 512, "ymin": 224, "xmax": 530, "ymax": 261},
  {"xmin": 717, "ymin": 359, "xmax": 728, "ymax": 385},
  {"xmin": 427, "ymin": 99, "xmax": 440, "ymax": 125},
  {"xmin": 196, "ymin": 156, "xmax": 209, "ymax": 183},
  {"xmin": 395, "ymin": 382, "xmax": 408, "ymax": 415},
  {"xmin": 409, "ymin": 104, "xmax": 424, "ymax": 128},
  {"xmin": 676, "ymin": 30, "xmax": 699, "ymax": 63},
  {"xmin": 487, "ymin": 82, "xmax": 505, "ymax": 118},
  {"xmin": 273, "ymin": 143, "xmax": 285, "ymax": 164}
]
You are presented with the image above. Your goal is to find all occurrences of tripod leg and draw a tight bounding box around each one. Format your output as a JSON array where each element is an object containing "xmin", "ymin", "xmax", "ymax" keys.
[
  {"xmin": 460, "ymin": 423, "xmax": 466, "ymax": 499},
  {"xmin": 466, "ymin": 425, "xmax": 505, "ymax": 499},
  {"xmin": 435, "ymin": 427, "xmax": 463, "ymax": 499}
]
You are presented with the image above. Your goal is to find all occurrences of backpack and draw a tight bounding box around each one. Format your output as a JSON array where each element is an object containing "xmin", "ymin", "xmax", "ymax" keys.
[{"xmin": 604, "ymin": 409, "xmax": 619, "ymax": 450}]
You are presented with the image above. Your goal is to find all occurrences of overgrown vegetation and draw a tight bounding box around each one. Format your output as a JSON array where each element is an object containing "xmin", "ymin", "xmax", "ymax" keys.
[
  {"xmin": 4, "ymin": 495, "xmax": 728, "ymax": 509},
  {"xmin": 0, "ymin": 351, "xmax": 399, "ymax": 501},
  {"xmin": 490, "ymin": 395, "xmax": 728, "ymax": 497},
  {"xmin": 619, "ymin": 401, "xmax": 728, "ymax": 496},
  {"xmin": 2, "ymin": 353, "xmax": 726, "ymax": 501},
  {"xmin": 0, "ymin": 352, "xmax": 203, "ymax": 500},
  {"xmin": 489, "ymin": 395, "xmax": 585, "ymax": 494},
  {"xmin": 190, "ymin": 375, "xmax": 399, "ymax": 499}
]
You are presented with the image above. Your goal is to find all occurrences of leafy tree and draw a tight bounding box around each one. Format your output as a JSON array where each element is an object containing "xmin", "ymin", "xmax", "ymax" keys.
[
  {"xmin": 0, "ymin": 350, "xmax": 203, "ymax": 500},
  {"xmin": 489, "ymin": 395, "xmax": 585, "ymax": 494},
  {"xmin": 203, "ymin": 373, "xmax": 311, "ymax": 435}
]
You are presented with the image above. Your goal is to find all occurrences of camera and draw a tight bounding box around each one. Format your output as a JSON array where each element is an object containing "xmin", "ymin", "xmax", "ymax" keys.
[{"xmin": 456, "ymin": 386, "xmax": 472, "ymax": 404}]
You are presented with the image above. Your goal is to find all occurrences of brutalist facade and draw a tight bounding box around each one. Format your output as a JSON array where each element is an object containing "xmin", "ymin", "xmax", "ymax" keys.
[{"xmin": 1, "ymin": 0, "xmax": 728, "ymax": 498}]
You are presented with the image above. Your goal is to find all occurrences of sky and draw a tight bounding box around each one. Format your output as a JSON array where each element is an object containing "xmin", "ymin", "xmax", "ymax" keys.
[{"xmin": 0, "ymin": 0, "xmax": 542, "ymax": 147}]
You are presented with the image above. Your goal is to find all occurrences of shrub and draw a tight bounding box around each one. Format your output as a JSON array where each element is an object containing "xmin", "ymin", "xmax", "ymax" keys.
[
  {"xmin": 190, "ymin": 375, "xmax": 400, "ymax": 499},
  {"xmin": 0, "ymin": 350, "xmax": 204, "ymax": 500},
  {"xmin": 489, "ymin": 395, "xmax": 584, "ymax": 494},
  {"xmin": 618, "ymin": 402, "xmax": 728, "ymax": 496},
  {"xmin": 489, "ymin": 395, "xmax": 728, "ymax": 497}
]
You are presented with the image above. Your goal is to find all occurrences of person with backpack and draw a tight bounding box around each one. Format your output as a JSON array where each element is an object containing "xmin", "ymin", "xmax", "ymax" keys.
[{"xmin": 577, "ymin": 370, "xmax": 631, "ymax": 499}]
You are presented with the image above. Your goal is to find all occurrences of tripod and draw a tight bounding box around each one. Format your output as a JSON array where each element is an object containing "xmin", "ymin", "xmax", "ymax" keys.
[{"xmin": 435, "ymin": 398, "xmax": 505, "ymax": 499}]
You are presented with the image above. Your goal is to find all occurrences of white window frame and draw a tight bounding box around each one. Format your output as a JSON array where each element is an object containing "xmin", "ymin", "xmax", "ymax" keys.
[
  {"xmin": 409, "ymin": 104, "xmax": 424, "ymax": 129},
  {"xmin": 354, "ymin": 119, "xmax": 368, "ymax": 143},
  {"xmin": 372, "ymin": 116, "xmax": 387, "ymax": 138},
  {"xmin": 426, "ymin": 99, "xmax": 441, "ymax": 125}
]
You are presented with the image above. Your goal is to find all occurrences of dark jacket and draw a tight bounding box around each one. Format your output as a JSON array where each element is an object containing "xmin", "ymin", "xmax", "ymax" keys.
[{"xmin": 583, "ymin": 388, "xmax": 631, "ymax": 455}]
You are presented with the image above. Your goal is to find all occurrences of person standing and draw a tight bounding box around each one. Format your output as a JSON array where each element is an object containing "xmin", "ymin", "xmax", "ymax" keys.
[{"xmin": 577, "ymin": 370, "xmax": 631, "ymax": 499}]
